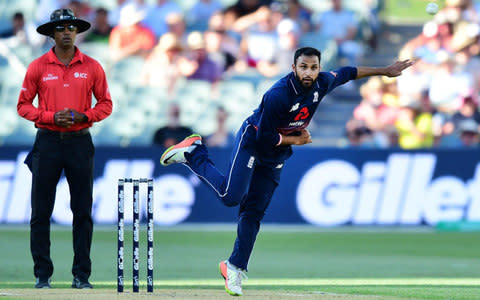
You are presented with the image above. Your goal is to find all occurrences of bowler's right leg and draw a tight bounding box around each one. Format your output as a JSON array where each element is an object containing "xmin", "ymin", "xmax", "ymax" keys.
[{"xmin": 160, "ymin": 125, "xmax": 255, "ymax": 207}]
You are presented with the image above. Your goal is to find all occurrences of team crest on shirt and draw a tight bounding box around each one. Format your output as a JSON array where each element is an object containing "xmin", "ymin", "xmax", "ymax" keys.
[
  {"xmin": 313, "ymin": 91, "xmax": 319, "ymax": 102},
  {"xmin": 289, "ymin": 103, "xmax": 300, "ymax": 112}
]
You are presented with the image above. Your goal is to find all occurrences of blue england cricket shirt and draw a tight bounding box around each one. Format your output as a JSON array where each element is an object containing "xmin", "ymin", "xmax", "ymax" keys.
[{"xmin": 244, "ymin": 66, "xmax": 357, "ymax": 163}]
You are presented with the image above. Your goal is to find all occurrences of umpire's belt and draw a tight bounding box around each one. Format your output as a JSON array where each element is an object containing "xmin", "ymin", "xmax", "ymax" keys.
[{"xmin": 38, "ymin": 128, "xmax": 89, "ymax": 139}]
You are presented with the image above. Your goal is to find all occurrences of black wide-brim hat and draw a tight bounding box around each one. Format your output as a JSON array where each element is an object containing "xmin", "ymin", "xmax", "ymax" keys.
[{"xmin": 37, "ymin": 8, "xmax": 91, "ymax": 36}]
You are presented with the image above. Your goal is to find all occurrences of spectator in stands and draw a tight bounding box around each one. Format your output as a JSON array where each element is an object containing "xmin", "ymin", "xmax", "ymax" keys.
[
  {"xmin": 380, "ymin": 76, "xmax": 400, "ymax": 107},
  {"xmin": 225, "ymin": 0, "xmax": 265, "ymax": 22},
  {"xmin": 187, "ymin": 0, "xmax": 223, "ymax": 31},
  {"xmin": 453, "ymin": 22, "xmax": 480, "ymax": 93},
  {"xmin": 0, "ymin": 12, "xmax": 25, "ymax": 38},
  {"xmin": 395, "ymin": 99, "xmax": 434, "ymax": 149},
  {"xmin": 36, "ymin": 0, "xmax": 70, "ymax": 24},
  {"xmin": 362, "ymin": 0, "xmax": 382, "ymax": 51},
  {"xmin": 142, "ymin": 0, "xmax": 182, "ymax": 39},
  {"xmin": 274, "ymin": 18, "xmax": 302, "ymax": 74},
  {"xmin": 396, "ymin": 55, "xmax": 431, "ymax": 101},
  {"xmin": 140, "ymin": 32, "xmax": 186, "ymax": 96},
  {"xmin": 67, "ymin": 0, "xmax": 94, "ymax": 22},
  {"xmin": 152, "ymin": 103, "xmax": 193, "ymax": 148},
  {"xmin": 233, "ymin": 5, "xmax": 283, "ymax": 77},
  {"xmin": 84, "ymin": 7, "xmax": 112, "ymax": 43},
  {"xmin": 108, "ymin": 0, "xmax": 133, "ymax": 27},
  {"xmin": 204, "ymin": 28, "xmax": 238, "ymax": 72},
  {"xmin": 384, "ymin": 124, "xmax": 400, "ymax": 148},
  {"xmin": 428, "ymin": 50, "xmax": 473, "ymax": 114},
  {"xmin": 345, "ymin": 118, "xmax": 376, "ymax": 148},
  {"xmin": 109, "ymin": 2, "xmax": 156, "ymax": 62},
  {"xmin": 0, "ymin": 11, "xmax": 45, "ymax": 48},
  {"xmin": 457, "ymin": 119, "xmax": 480, "ymax": 147},
  {"xmin": 183, "ymin": 31, "xmax": 223, "ymax": 83},
  {"xmin": 205, "ymin": 106, "xmax": 235, "ymax": 148},
  {"xmin": 284, "ymin": 0, "xmax": 312, "ymax": 33},
  {"xmin": 165, "ymin": 13, "xmax": 188, "ymax": 46},
  {"xmin": 235, "ymin": 16, "xmax": 301, "ymax": 78},
  {"xmin": 417, "ymin": 89, "xmax": 444, "ymax": 146},
  {"xmin": 443, "ymin": 94, "xmax": 480, "ymax": 136},
  {"xmin": 313, "ymin": 0, "xmax": 364, "ymax": 66},
  {"xmin": 66, "ymin": 0, "xmax": 95, "ymax": 45},
  {"xmin": 206, "ymin": 12, "xmax": 241, "ymax": 69},
  {"xmin": 352, "ymin": 77, "xmax": 399, "ymax": 147}
]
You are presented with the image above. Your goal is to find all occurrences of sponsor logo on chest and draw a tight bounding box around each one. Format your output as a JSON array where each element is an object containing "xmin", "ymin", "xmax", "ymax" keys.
[
  {"xmin": 42, "ymin": 72, "xmax": 88, "ymax": 82},
  {"xmin": 74, "ymin": 72, "xmax": 88, "ymax": 79},
  {"xmin": 289, "ymin": 103, "xmax": 300, "ymax": 112},
  {"xmin": 43, "ymin": 74, "xmax": 58, "ymax": 81}
]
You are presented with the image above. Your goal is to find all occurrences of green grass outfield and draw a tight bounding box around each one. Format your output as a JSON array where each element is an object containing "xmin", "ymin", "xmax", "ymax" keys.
[
  {"xmin": 382, "ymin": 0, "xmax": 447, "ymax": 23},
  {"xmin": 0, "ymin": 224, "xmax": 479, "ymax": 299}
]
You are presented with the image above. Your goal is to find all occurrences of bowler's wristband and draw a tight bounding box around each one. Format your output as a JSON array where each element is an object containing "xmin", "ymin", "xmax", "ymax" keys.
[{"xmin": 276, "ymin": 133, "xmax": 282, "ymax": 146}]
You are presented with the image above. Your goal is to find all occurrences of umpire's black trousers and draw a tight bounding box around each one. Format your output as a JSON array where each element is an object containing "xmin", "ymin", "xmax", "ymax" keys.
[{"xmin": 28, "ymin": 129, "xmax": 94, "ymax": 281}]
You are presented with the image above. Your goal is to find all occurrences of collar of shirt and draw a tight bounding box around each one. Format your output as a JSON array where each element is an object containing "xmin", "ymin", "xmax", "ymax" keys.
[{"xmin": 46, "ymin": 46, "xmax": 85, "ymax": 66}]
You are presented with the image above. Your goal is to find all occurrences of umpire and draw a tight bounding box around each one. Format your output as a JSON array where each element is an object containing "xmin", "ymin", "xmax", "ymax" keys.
[{"xmin": 17, "ymin": 9, "xmax": 112, "ymax": 289}]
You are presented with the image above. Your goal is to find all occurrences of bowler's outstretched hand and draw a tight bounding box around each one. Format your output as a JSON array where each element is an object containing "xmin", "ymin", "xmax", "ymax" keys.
[{"xmin": 384, "ymin": 59, "xmax": 416, "ymax": 77}]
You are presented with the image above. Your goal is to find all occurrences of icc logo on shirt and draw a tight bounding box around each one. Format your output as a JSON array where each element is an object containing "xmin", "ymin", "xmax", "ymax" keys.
[{"xmin": 74, "ymin": 72, "xmax": 88, "ymax": 79}]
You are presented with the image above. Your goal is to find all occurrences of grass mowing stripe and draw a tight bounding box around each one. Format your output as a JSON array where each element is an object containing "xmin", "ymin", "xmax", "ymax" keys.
[{"xmin": 3, "ymin": 278, "xmax": 480, "ymax": 286}]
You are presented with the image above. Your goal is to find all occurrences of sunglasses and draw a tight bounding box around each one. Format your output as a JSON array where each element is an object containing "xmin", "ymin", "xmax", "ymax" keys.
[{"xmin": 54, "ymin": 24, "xmax": 77, "ymax": 32}]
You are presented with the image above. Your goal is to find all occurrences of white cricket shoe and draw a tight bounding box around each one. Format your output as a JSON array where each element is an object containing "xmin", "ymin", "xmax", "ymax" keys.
[
  {"xmin": 219, "ymin": 260, "xmax": 247, "ymax": 296},
  {"xmin": 160, "ymin": 134, "xmax": 202, "ymax": 166}
]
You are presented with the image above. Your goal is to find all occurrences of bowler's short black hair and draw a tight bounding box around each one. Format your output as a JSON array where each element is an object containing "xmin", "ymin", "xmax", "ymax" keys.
[{"xmin": 294, "ymin": 47, "xmax": 321, "ymax": 65}]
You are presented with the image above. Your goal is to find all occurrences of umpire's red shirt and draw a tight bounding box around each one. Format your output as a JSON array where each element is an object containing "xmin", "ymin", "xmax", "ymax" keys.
[{"xmin": 17, "ymin": 47, "xmax": 113, "ymax": 131}]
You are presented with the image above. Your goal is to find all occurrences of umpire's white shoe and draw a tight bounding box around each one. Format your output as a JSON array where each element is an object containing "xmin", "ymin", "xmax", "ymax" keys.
[
  {"xmin": 219, "ymin": 260, "xmax": 247, "ymax": 296},
  {"xmin": 160, "ymin": 134, "xmax": 202, "ymax": 166}
]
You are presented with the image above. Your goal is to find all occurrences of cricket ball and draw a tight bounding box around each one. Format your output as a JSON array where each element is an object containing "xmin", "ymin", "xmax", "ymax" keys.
[{"xmin": 426, "ymin": 2, "xmax": 439, "ymax": 15}]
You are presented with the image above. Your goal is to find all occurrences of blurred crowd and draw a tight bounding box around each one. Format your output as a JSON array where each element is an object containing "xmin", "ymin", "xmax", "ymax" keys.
[
  {"xmin": 0, "ymin": 0, "xmax": 382, "ymax": 147},
  {"xmin": 2, "ymin": 0, "xmax": 480, "ymax": 149},
  {"xmin": 346, "ymin": 0, "xmax": 480, "ymax": 149},
  {"xmin": 0, "ymin": 0, "xmax": 379, "ymax": 82}
]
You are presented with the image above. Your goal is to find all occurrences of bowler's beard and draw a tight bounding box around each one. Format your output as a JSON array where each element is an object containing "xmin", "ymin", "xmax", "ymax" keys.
[{"xmin": 295, "ymin": 73, "xmax": 314, "ymax": 90}]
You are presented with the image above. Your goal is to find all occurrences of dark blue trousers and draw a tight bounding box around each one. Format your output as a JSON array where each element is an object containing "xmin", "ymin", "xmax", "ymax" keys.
[{"xmin": 185, "ymin": 123, "xmax": 282, "ymax": 270}]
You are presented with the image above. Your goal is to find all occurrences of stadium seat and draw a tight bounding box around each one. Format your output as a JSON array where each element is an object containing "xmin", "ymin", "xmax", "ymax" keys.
[
  {"xmin": 298, "ymin": 0, "xmax": 330, "ymax": 13},
  {"xmin": 0, "ymin": 105, "xmax": 19, "ymax": 145},
  {"xmin": 0, "ymin": 64, "xmax": 25, "ymax": 88},
  {"xmin": 128, "ymin": 124, "xmax": 157, "ymax": 146},
  {"xmin": 193, "ymin": 111, "xmax": 217, "ymax": 135},
  {"xmin": 256, "ymin": 78, "xmax": 277, "ymax": 98},
  {"xmin": 217, "ymin": 0, "xmax": 237, "ymax": 8},
  {"xmin": 299, "ymin": 32, "xmax": 338, "ymax": 70},
  {"xmin": 174, "ymin": 0, "xmax": 197, "ymax": 11},
  {"xmin": 182, "ymin": 79, "xmax": 212, "ymax": 97},
  {"xmin": 0, "ymin": 0, "xmax": 36, "ymax": 23},
  {"xmin": 0, "ymin": 84, "xmax": 21, "ymax": 106},
  {"xmin": 109, "ymin": 108, "xmax": 148, "ymax": 147},
  {"xmin": 132, "ymin": 85, "xmax": 169, "ymax": 100},
  {"xmin": 106, "ymin": 81, "xmax": 128, "ymax": 111},
  {"xmin": 81, "ymin": 42, "xmax": 112, "ymax": 69},
  {"xmin": 109, "ymin": 56, "xmax": 146, "ymax": 88},
  {"xmin": 226, "ymin": 68, "xmax": 265, "ymax": 87},
  {"xmin": 218, "ymin": 80, "xmax": 257, "ymax": 112},
  {"xmin": 86, "ymin": 0, "xmax": 117, "ymax": 10}
]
